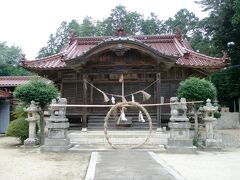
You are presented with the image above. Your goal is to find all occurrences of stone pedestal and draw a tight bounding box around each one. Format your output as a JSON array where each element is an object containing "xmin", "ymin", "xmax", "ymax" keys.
[
  {"xmin": 166, "ymin": 97, "xmax": 196, "ymax": 153},
  {"xmin": 40, "ymin": 98, "xmax": 72, "ymax": 152},
  {"xmin": 24, "ymin": 101, "xmax": 40, "ymax": 147}
]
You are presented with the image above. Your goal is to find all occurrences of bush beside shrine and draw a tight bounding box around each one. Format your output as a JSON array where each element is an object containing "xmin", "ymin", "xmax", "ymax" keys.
[
  {"xmin": 14, "ymin": 78, "xmax": 59, "ymax": 108},
  {"xmin": 6, "ymin": 118, "xmax": 29, "ymax": 144},
  {"xmin": 177, "ymin": 77, "xmax": 217, "ymax": 102},
  {"xmin": 7, "ymin": 78, "xmax": 59, "ymax": 144},
  {"xmin": 177, "ymin": 77, "xmax": 217, "ymax": 145}
]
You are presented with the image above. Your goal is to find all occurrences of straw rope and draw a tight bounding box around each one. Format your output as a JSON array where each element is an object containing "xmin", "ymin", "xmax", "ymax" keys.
[{"xmin": 104, "ymin": 101, "xmax": 152, "ymax": 149}]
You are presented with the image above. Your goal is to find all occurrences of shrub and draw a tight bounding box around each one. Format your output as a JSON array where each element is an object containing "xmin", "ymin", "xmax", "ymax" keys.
[
  {"xmin": 6, "ymin": 118, "xmax": 29, "ymax": 144},
  {"xmin": 214, "ymin": 111, "xmax": 221, "ymax": 119},
  {"xmin": 11, "ymin": 103, "xmax": 27, "ymax": 120},
  {"xmin": 14, "ymin": 78, "xmax": 58, "ymax": 108},
  {"xmin": 177, "ymin": 77, "xmax": 217, "ymax": 102}
]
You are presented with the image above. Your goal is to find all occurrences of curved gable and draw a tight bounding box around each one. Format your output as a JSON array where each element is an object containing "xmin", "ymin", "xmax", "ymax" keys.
[{"xmin": 65, "ymin": 37, "xmax": 177, "ymax": 69}]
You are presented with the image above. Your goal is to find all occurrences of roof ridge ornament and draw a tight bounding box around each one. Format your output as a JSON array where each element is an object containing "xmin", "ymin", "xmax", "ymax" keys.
[
  {"xmin": 222, "ymin": 50, "xmax": 230, "ymax": 63},
  {"xmin": 114, "ymin": 25, "xmax": 127, "ymax": 37},
  {"xmin": 69, "ymin": 31, "xmax": 77, "ymax": 44},
  {"xmin": 175, "ymin": 27, "xmax": 183, "ymax": 41}
]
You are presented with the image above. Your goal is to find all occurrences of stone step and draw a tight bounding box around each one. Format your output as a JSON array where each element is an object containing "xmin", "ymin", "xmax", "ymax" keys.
[{"xmin": 68, "ymin": 131, "xmax": 169, "ymax": 145}]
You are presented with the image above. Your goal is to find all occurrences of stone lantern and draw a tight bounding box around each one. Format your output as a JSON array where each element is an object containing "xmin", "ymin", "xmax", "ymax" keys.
[
  {"xmin": 24, "ymin": 101, "xmax": 41, "ymax": 146},
  {"xmin": 203, "ymin": 99, "xmax": 222, "ymax": 148}
]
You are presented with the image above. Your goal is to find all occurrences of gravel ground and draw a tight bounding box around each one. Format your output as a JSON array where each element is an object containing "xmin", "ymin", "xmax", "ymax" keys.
[
  {"xmin": 158, "ymin": 149, "xmax": 240, "ymax": 180},
  {"xmin": 0, "ymin": 136, "xmax": 90, "ymax": 180},
  {"xmin": 1, "ymin": 129, "xmax": 240, "ymax": 180}
]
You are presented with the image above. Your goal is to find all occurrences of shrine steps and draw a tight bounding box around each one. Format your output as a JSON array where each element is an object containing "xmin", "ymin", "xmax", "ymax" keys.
[
  {"xmin": 68, "ymin": 130, "xmax": 169, "ymax": 147},
  {"xmin": 87, "ymin": 113, "xmax": 158, "ymax": 130}
]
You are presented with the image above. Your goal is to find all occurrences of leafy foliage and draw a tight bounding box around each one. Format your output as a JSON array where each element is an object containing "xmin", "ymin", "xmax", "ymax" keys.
[
  {"xmin": 6, "ymin": 118, "xmax": 29, "ymax": 144},
  {"xmin": 14, "ymin": 78, "xmax": 59, "ymax": 108},
  {"xmin": 11, "ymin": 103, "xmax": 28, "ymax": 120},
  {"xmin": 210, "ymin": 67, "xmax": 240, "ymax": 104},
  {"xmin": 0, "ymin": 42, "xmax": 32, "ymax": 76},
  {"xmin": 141, "ymin": 13, "xmax": 164, "ymax": 35},
  {"xmin": 177, "ymin": 77, "xmax": 217, "ymax": 102},
  {"xmin": 164, "ymin": 8, "xmax": 199, "ymax": 39},
  {"xmin": 37, "ymin": 6, "xmax": 204, "ymax": 57}
]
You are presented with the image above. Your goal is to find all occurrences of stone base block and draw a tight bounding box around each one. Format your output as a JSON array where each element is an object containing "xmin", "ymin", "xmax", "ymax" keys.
[
  {"xmin": 204, "ymin": 139, "xmax": 222, "ymax": 150},
  {"xmin": 24, "ymin": 138, "xmax": 39, "ymax": 147},
  {"xmin": 41, "ymin": 137, "xmax": 72, "ymax": 152},
  {"xmin": 40, "ymin": 144, "xmax": 73, "ymax": 152},
  {"xmin": 168, "ymin": 138, "xmax": 193, "ymax": 147},
  {"xmin": 44, "ymin": 137, "xmax": 70, "ymax": 146},
  {"xmin": 166, "ymin": 145, "xmax": 197, "ymax": 154}
]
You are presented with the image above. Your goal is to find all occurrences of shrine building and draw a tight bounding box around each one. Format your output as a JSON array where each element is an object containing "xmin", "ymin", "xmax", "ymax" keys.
[{"xmin": 21, "ymin": 29, "xmax": 227, "ymax": 130}]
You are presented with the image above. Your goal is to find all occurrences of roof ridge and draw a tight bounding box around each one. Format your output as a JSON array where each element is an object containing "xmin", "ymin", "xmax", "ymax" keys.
[
  {"xmin": 0, "ymin": 76, "xmax": 39, "ymax": 79},
  {"xmin": 25, "ymin": 53, "xmax": 63, "ymax": 62},
  {"xmin": 186, "ymin": 49, "xmax": 223, "ymax": 61}
]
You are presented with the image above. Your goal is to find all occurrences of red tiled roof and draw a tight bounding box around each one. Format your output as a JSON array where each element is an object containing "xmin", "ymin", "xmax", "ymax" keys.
[
  {"xmin": 22, "ymin": 34, "xmax": 226, "ymax": 70},
  {"xmin": 0, "ymin": 90, "xmax": 11, "ymax": 98},
  {"xmin": 0, "ymin": 76, "xmax": 36, "ymax": 87}
]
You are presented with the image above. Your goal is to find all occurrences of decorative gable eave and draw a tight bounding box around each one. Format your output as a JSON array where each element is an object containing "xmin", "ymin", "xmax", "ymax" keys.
[{"xmin": 65, "ymin": 37, "xmax": 177, "ymax": 70}]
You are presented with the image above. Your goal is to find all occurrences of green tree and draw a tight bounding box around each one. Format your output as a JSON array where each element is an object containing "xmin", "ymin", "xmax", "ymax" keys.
[
  {"xmin": 0, "ymin": 42, "xmax": 32, "ymax": 76},
  {"xmin": 38, "ymin": 21, "xmax": 69, "ymax": 58},
  {"xmin": 141, "ymin": 13, "xmax": 164, "ymax": 35},
  {"xmin": 14, "ymin": 78, "xmax": 59, "ymax": 144},
  {"xmin": 177, "ymin": 77, "xmax": 217, "ymax": 133},
  {"xmin": 79, "ymin": 16, "xmax": 96, "ymax": 36},
  {"xmin": 196, "ymin": 0, "xmax": 240, "ymax": 111},
  {"xmin": 163, "ymin": 8, "xmax": 199, "ymax": 39},
  {"xmin": 96, "ymin": 5, "xmax": 143, "ymax": 35}
]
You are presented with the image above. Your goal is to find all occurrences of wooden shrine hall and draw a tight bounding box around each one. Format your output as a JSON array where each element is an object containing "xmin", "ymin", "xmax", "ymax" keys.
[{"xmin": 21, "ymin": 29, "xmax": 227, "ymax": 130}]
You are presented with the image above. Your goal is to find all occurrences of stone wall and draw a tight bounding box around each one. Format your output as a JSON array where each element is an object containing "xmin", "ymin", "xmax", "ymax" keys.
[{"xmin": 216, "ymin": 112, "xmax": 240, "ymax": 129}]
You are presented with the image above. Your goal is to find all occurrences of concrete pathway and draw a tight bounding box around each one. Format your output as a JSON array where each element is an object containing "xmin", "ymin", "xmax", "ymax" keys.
[{"xmin": 85, "ymin": 151, "xmax": 186, "ymax": 180}]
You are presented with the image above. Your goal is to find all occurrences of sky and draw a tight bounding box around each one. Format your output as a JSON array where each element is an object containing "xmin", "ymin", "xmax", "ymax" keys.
[{"xmin": 0, "ymin": 0, "xmax": 208, "ymax": 59}]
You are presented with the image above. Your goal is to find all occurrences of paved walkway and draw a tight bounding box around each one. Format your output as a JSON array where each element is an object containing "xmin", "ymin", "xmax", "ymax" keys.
[{"xmin": 85, "ymin": 151, "xmax": 185, "ymax": 180}]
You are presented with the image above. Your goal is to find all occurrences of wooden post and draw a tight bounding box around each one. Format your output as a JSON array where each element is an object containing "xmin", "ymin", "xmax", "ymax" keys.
[
  {"xmin": 156, "ymin": 73, "xmax": 161, "ymax": 128},
  {"xmin": 82, "ymin": 74, "xmax": 88, "ymax": 130}
]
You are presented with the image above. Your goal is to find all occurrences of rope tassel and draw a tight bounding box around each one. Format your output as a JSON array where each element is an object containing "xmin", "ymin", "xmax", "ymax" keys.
[
  {"xmin": 138, "ymin": 111, "xmax": 145, "ymax": 122},
  {"xmin": 131, "ymin": 94, "xmax": 135, "ymax": 102},
  {"xmin": 138, "ymin": 90, "xmax": 151, "ymax": 101},
  {"xmin": 111, "ymin": 96, "xmax": 116, "ymax": 104},
  {"xmin": 103, "ymin": 93, "xmax": 110, "ymax": 102}
]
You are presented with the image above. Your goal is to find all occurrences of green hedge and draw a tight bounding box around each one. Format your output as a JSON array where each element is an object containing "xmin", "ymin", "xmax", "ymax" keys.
[{"xmin": 6, "ymin": 118, "xmax": 29, "ymax": 144}]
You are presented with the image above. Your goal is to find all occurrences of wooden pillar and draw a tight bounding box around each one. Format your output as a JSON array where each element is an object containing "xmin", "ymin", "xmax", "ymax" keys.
[
  {"xmin": 156, "ymin": 73, "xmax": 161, "ymax": 128},
  {"xmin": 82, "ymin": 74, "xmax": 88, "ymax": 129}
]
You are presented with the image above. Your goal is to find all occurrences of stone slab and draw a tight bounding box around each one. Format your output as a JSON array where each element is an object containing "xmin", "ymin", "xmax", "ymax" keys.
[
  {"xmin": 44, "ymin": 137, "xmax": 70, "ymax": 146},
  {"xmin": 167, "ymin": 139, "xmax": 193, "ymax": 147},
  {"xmin": 40, "ymin": 144, "xmax": 73, "ymax": 152},
  {"xmin": 204, "ymin": 139, "xmax": 222, "ymax": 149},
  {"xmin": 46, "ymin": 122, "xmax": 69, "ymax": 129},
  {"xmin": 89, "ymin": 151, "xmax": 185, "ymax": 180},
  {"xmin": 165, "ymin": 145, "xmax": 197, "ymax": 154}
]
